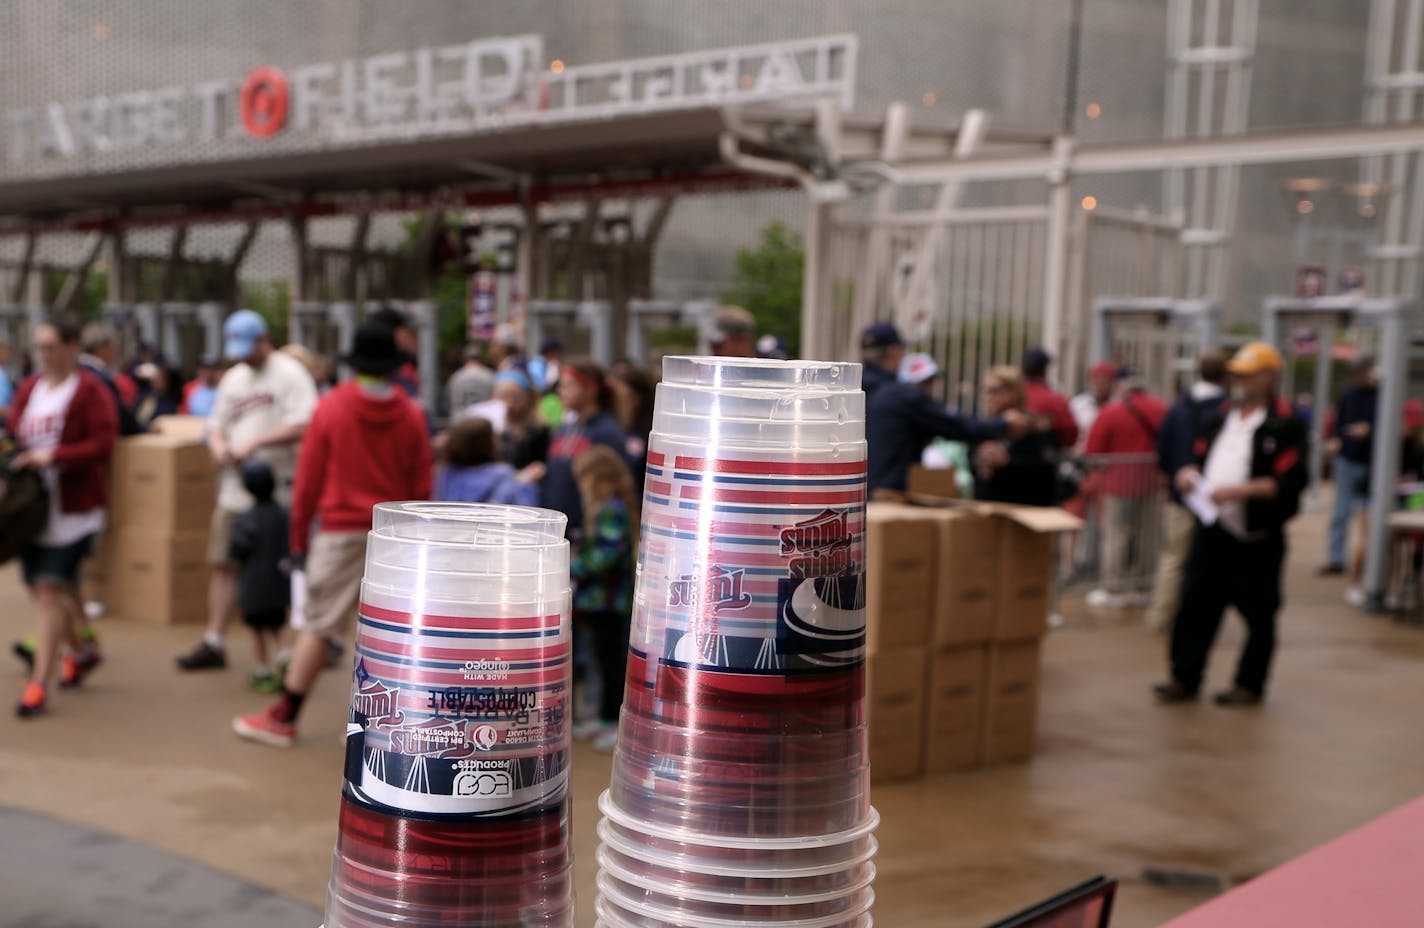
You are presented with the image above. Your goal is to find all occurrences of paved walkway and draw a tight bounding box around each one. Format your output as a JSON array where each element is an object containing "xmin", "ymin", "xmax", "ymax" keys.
[
  {"xmin": 1, "ymin": 502, "xmax": 1422, "ymax": 927},
  {"xmin": 0, "ymin": 804, "xmax": 319, "ymax": 927}
]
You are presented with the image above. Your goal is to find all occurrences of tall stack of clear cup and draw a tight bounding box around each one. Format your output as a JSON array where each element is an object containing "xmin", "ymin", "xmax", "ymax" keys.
[
  {"xmin": 325, "ymin": 502, "xmax": 575, "ymax": 928},
  {"xmin": 596, "ymin": 357, "xmax": 878, "ymax": 928}
]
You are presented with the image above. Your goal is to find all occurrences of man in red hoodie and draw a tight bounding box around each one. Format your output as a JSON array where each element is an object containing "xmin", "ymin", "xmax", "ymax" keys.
[
  {"xmin": 1084, "ymin": 367, "xmax": 1169, "ymax": 608},
  {"xmin": 233, "ymin": 323, "xmax": 431, "ymax": 747}
]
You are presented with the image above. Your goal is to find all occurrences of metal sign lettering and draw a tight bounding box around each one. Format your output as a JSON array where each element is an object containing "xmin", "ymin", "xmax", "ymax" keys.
[{"xmin": 3, "ymin": 34, "xmax": 856, "ymax": 166}]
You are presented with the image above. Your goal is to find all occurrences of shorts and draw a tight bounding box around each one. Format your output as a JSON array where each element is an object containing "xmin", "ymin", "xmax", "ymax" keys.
[
  {"xmin": 22, "ymin": 534, "xmax": 95, "ymax": 590},
  {"xmin": 208, "ymin": 506, "xmax": 241, "ymax": 567},
  {"xmin": 301, "ymin": 531, "xmax": 369, "ymax": 636},
  {"xmin": 243, "ymin": 609, "xmax": 288, "ymax": 631}
]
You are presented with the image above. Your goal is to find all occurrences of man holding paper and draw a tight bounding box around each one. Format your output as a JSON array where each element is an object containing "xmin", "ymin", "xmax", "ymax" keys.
[{"xmin": 1154, "ymin": 342, "xmax": 1308, "ymax": 708}]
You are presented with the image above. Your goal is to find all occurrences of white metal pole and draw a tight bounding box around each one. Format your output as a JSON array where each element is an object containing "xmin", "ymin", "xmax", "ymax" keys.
[
  {"xmin": 1041, "ymin": 137, "xmax": 1076, "ymax": 363},
  {"xmin": 1307, "ymin": 326, "xmax": 1335, "ymax": 505},
  {"xmin": 800, "ymin": 200, "xmax": 829, "ymax": 360},
  {"xmin": 1363, "ymin": 302, "xmax": 1408, "ymax": 609}
]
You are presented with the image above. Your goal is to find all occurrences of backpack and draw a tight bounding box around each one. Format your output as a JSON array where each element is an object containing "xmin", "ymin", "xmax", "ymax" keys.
[{"xmin": 0, "ymin": 467, "xmax": 50, "ymax": 564}]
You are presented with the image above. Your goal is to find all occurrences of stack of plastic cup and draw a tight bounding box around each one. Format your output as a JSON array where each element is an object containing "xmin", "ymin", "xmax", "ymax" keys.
[
  {"xmin": 595, "ymin": 356, "xmax": 878, "ymax": 928},
  {"xmin": 324, "ymin": 502, "xmax": 574, "ymax": 928}
]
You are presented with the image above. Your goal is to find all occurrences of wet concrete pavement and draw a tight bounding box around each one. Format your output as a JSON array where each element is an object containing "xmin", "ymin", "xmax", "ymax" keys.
[{"xmin": 2, "ymin": 503, "xmax": 1422, "ymax": 927}]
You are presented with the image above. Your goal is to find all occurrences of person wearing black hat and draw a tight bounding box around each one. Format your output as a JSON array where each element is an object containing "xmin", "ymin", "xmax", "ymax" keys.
[
  {"xmin": 234, "ymin": 323, "xmax": 432, "ymax": 747},
  {"xmin": 1022, "ymin": 346, "xmax": 1079, "ymax": 449},
  {"xmin": 867, "ymin": 349, "xmax": 1028, "ymax": 493},
  {"xmin": 368, "ymin": 305, "xmax": 422, "ymax": 400},
  {"xmin": 859, "ymin": 322, "xmax": 906, "ymax": 403}
]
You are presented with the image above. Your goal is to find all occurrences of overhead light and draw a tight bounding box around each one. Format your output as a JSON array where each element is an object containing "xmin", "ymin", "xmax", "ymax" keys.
[
  {"xmin": 1297, "ymin": 200, "xmax": 1314, "ymax": 215},
  {"xmin": 1085, "ymin": 102, "xmax": 1102, "ymax": 119},
  {"xmin": 550, "ymin": 59, "xmax": 565, "ymax": 74},
  {"xmin": 922, "ymin": 91, "xmax": 937, "ymax": 107},
  {"xmin": 1081, "ymin": 195, "xmax": 1098, "ymax": 211}
]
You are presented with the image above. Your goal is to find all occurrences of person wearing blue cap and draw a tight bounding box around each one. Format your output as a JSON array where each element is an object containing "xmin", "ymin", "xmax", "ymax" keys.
[
  {"xmin": 867, "ymin": 351, "xmax": 1027, "ymax": 493},
  {"xmin": 492, "ymin": 367, "xmax": 551, "ymax": 472},
  {"xmin": 859, "ymin": 321, "xmax": 906, "ymax": 403},
  {"xmin": 176, "ymin": 309, "xmax": 318, "ymax": 673}
]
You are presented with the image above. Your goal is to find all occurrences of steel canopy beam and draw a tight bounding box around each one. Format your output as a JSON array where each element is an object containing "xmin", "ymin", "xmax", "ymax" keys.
[{"xmin": 881, "ymin": 122, "xmax": 1424, "ymax": 185}]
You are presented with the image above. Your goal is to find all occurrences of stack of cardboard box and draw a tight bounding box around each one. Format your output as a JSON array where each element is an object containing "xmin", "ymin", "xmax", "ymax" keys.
[
  {"xmin": 865, "ymin": 500, "xmax": 1080, "ymax": 783},
  {"xmin": 95, "ymin": 418, "xmax": 216, "ymax": 624}
]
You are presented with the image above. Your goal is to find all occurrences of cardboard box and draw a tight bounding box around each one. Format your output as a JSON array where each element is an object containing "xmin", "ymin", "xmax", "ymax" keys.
[
  {"xmin": 867, "ymin": 646, "xmax": 930, "ymax": 783},
  {"xmin": 930, "ymin": 509, "xmax": 998, "ymax": 647},
  {"xmin": 150, "ymin": 415, "xmax": 210, "ymax": 442},
  {"xmin": 107, "ymin": 528, "xmax": 211, "ymax": 624},
  {"xmin": 924, "ymin": 645, "xmax": 989, "ymax": 774},
  {"xmin": 906, "ymin": 464, "xmax": 960, "ymax": 502},
  {"xmin": 109, "ymin": 434, "xmax": 216, "ymax": 532},
  {"xmin": 865, "ymin": 504, "xmax": 939, "ymax": 652},
  {"xmin": 993, "ymin": 506, "xmax": 1080, "ymax": 641},
  {"xmin": 981, "ymin": 641, "xmax": 1042, "ymax": 766}
]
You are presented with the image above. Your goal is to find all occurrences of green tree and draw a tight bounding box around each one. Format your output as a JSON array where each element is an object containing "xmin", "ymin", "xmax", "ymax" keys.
[
  {"xmin": 723, "ymin": 222, "xmax": 804, "ymax": 357},
  {"xmin": 242, "ymin": 280, "xmax": 290, "ymax": 344}
]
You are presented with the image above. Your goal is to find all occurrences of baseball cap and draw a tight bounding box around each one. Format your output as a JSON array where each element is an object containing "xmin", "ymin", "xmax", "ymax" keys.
[
  {"xmin": 1088, "ymin": 361, "xmax": 1117, "ymax": 379},
  {"xmin": 1022, "ymin": 346, "xmax": 1052, "ymax": 377},
  {"xmin": 709, "ymin": 305, "xmax": 757, "ymax": 344},
  {"xmin": 223, "ymin": 309, "xmax": 268, "ymax": 360},
  {"xmin": 1227, "ymin": 341, "xmax": 1284, "ymax": 375},
  {"xmin": 898, "ymin": 352, "xmax": 940, "ymax": 385},
  {"xmin": 860, "ymin": 321, "xmax": 904, "ymax": 350}
]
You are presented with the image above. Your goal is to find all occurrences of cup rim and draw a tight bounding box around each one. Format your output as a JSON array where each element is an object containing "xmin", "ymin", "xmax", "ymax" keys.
[
  {"xmin": 596, "ymin": 819, "xmax": 878, "ymax": 877},
  {"xmin": 596, "ymin": 844, "xmax": 877, "ymax": 904},
  {"xmin": 598, "ymin": 791, "xmax": 879, "ymax": 849}
]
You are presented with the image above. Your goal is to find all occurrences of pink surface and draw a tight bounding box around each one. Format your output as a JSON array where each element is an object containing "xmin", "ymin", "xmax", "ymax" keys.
[{"xmin": 1160, "ymin": 796, "xmax": 1424, "ymax": 927}]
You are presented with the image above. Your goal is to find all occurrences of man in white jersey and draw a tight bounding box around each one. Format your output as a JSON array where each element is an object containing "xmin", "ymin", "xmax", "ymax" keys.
[{"xmin": 176, "ymin": 310, "xmax": 317, "ymax": 672}]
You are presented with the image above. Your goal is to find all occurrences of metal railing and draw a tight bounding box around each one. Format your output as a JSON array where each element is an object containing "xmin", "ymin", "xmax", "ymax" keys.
[{"xmin": 1059, "ymin": 452, "xmax": 1167, "ymax": 605}]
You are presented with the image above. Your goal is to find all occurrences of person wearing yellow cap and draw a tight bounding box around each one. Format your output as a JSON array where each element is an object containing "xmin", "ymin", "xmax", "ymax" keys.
[{"xmin": 1154, "ymin": 341, "xmax": 1307, "ymax": 708}]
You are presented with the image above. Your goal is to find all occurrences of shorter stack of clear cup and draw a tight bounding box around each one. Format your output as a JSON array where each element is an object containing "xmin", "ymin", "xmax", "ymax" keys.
[
  {"xmin": 595, "ymin": 357, "xmax": 877, "ymax": 928},
  {"xmin": 325, "ymin": 502, "xmax": 575, "ymax": 928}
]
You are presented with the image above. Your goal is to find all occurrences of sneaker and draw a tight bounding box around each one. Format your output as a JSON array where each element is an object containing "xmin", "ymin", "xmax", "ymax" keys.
[
  {"xmin": 1316, "ymin": 563, "xmax": 1346, "ymax": 577},
  {"xmin": 176, "ymin": 641, "xmax": 227, "ymax": 671},
  {"xmin": 15, "ymin": 681, "xmax": 46, "ymax": 718},
  {"xmin": 592, "ymin": 725, "xmax": 619, "ymax": 753},
  {"xmin": 1344, "ymin": 587, "xmax": 1367, "ymax": 608},
  {"xmin": 1086, "ymin": 589, "xmax": 1126, "ymax": 609},
  {"xmin": 12, "ymin": 639, "xmax": 35, "ymax": 673},
  {"xmin": 233, "ymin": 704, "xmax": 296, "ymax": 747},
  {"xmin": 247, "ymin": 667, "xmax": 282, "ymax": 693},
  {"xmin": 58, "ymin": 648, "xmax": 102, "ymax": 689},
  {"xmin": 572, "ymin": 719, "xmax": 606, "ymax": 741}
]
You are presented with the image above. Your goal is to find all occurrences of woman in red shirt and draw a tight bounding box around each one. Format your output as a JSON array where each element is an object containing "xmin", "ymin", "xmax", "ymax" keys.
[{"xmin": 9, "ymin": 321, "xmax": 118, "ymax": 718}]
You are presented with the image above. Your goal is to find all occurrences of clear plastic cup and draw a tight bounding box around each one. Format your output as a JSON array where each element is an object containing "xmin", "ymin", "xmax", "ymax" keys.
[
  {"xmin": 597, "ymin": 844, "xmax": 877, "ymax": 903},
  {"xmin": 594, "ymin": 899, "xmax": 873, "ymax": 928},
  {"xmin": 325, "ymin": 503, "xmax": 574, "ymax": 928},
  {"xmin": 599, "ymin": 792, "xmax": 878, "ymax": 850},
  {"xmin": 597, "ymin": 873, "xmax": 875, "ymax": 926},
  {"xmin": 596, "ymin": 819, "xmax": 879, "ymax": 880}
]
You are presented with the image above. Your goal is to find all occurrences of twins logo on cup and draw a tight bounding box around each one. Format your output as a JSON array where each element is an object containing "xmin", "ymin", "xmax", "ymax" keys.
[
  {"xmin": 636, "ymin": 439, "xmax": 867, "ymax": 676},
  {"xmin": 343, "ymin": 599, "xmax": 571, "ymax": 818}
]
